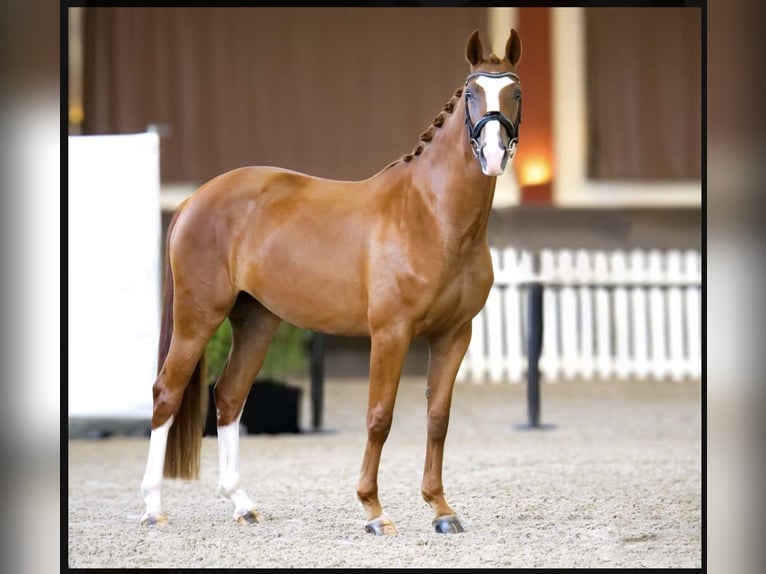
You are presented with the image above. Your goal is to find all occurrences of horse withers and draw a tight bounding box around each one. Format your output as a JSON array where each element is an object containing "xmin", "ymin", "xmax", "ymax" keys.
[{"xmin": 140, "ymin": 28, "xmax": 523, "ymax": 535}]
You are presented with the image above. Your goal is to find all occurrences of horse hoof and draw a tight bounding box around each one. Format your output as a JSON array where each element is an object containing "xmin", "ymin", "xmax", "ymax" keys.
[
  {"xmin": 364, "ymin": 515, "xmax": 398, "ymax": 535},
  {"xmin": 433, "ymin": 514, "xmax": 465, "ymax": 534},
  {"xmin": 140, "ymin": 513, "xmax": 168, "ymax": 527},
  {"xmin": 235, "ymin": 510, "xmax": 261, "ymax": 524}
]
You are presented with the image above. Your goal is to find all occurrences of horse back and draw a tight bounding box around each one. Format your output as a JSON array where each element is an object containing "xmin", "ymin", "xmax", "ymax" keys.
[{"xmin": 170, "ymin": 166, "xmax": 383, "ymax": 335}]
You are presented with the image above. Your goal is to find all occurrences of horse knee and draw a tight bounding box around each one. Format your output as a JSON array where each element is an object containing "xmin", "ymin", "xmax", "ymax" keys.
[
  {"xmin": 366, "ymin": 404, "xmax": 392, "ymax": 442},
  {"xmin": 426, "ymin": 410, "xmax": 450, "ymax": 441}
]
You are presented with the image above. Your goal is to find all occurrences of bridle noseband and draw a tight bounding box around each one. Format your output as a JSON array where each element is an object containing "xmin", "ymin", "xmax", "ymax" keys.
[{"xmin": 464, "ymin": 71, "xmax": 522, "ymax": 162}]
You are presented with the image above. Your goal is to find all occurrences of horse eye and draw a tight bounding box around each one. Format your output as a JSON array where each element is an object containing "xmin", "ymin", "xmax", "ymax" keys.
[
  {"xmin": 465, "ymin": 91, "xmax": 474, "ymax": 100},
  {"xmin": 514, "ymin": 92, "xmax": 522, "ymax": 101}
]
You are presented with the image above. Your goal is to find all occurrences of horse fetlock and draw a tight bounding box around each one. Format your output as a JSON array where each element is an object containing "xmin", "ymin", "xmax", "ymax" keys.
[
  {"xmin": 420, "ymin": 485, "xmax": 444, "ymax": 505},
  {"xmin": 141, "ymin": 483, "xmax": 162, "ymax": 515},
  {"xmin": 420, "ymin": 474, "xmax": 443, "ymax": 497},
  {"xmin": 216, "ymin": 482, "xmax": 239, "ymax": 500},
  {"xmin": 355, "ymin": 484, "xmax": 378, "ymax": 505},
  {"xmin": 140, "ymin": 481, "xmax": 159, "ymax": 499},
  {"xmin": 219, "ymin": 483, "xmax": 258, "ymax": 520}
]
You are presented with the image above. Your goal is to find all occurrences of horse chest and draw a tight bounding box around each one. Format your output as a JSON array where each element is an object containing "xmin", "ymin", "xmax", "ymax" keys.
[{"xmin": 418, "ymin": 256, "xmax": 493, "ymax": 335}]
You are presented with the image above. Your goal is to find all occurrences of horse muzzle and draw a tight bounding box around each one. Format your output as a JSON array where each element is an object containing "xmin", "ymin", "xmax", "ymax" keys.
[{"xmin": 472, "ymin": 126, "xmax": 518, "ymax": 176}]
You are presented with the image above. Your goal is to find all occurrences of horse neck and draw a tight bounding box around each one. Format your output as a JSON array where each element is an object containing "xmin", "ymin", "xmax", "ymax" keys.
[{"xmin": 411, "ymin": 102, "xmax": 498, "ymax": 245}]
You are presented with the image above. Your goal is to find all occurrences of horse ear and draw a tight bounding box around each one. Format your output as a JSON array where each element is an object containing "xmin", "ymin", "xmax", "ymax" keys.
[
  {"xmin": 465, "ymin": 30, "xmax": 484, "ymax": 66},
  {"xmin": 505, "ymin": 28, "xmax": 522, "ymax": 66}
]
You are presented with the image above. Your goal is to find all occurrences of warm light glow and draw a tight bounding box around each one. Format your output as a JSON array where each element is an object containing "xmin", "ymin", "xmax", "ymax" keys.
[
  {"xmin": 69, "ymin": 105, "xmax": 84, "ymax": 125},
  {"xmin": 519, "ymin": 158, "xmax": 552, "ymax": 186}
]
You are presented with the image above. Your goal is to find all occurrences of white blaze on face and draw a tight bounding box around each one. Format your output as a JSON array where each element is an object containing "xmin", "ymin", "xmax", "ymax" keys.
[{"xmin": 475, "ymin": 75, "xmax": 515, "ymax": 175}]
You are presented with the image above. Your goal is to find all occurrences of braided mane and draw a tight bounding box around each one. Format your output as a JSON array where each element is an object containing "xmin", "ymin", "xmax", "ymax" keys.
[
  {"xmin": 383, "ymin": 86, "xmax": 464, "ymax": 170},
  {"xmin": 393, "ymin": 55, "xmax": 507, "ymax": 168}
]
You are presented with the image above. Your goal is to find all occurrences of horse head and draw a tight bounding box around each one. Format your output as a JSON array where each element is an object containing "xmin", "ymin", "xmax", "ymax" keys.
[{"xmin": 463, "ymin": 29, "xmax": 523, "ymax": 176}]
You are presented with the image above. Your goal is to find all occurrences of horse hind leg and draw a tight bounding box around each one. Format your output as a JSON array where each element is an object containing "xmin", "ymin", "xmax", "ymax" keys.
[
  {"xmin": 140, "ymin": 324, "xmax": 222, "ymax": 526},
  {"xmin": 213, "ymin": 293, "xmax": 282, "ymax": 524},
  {"xmin": 140, "ymin": 282, "xmax": 236, "ymax": 526}
]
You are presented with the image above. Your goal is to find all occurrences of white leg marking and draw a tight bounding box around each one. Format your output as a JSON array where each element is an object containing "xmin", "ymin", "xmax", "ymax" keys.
[
  {"xmin": 140, "ymin": 415, "xmax": 173, "ymax": 519},
  {"xmin": 217, "ymin": 415, "xmax": 257, "ymax": 518},
  {"xmin": 476, "ymin": 76, "xmax": 515, "ymax": 175}
]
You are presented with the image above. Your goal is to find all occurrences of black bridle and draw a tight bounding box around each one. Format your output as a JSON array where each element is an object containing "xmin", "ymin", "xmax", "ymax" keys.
[{"xmin": 464, "ymin": 71, "xmax": 522, "ymax": 162}]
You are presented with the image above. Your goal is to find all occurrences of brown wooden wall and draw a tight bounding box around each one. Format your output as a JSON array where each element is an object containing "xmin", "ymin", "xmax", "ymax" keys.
[
  {"xmin": 585, "ymin": 8, "xmax": 701, "ymax": 180},
  {"xmin": 83, "ymin": 7, "xmax": 489, "ymax": 185}
]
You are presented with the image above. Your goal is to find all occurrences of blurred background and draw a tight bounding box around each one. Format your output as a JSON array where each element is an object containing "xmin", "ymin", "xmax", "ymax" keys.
[{"xmin": 51, "ymin": 2, "xmax": 761, "ymax": 573}]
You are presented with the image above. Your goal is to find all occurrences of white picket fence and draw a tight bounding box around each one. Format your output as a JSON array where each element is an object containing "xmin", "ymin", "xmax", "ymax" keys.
[{"xmin": 456, "ymin": 248, "xmax": 702, "ymax": 383}]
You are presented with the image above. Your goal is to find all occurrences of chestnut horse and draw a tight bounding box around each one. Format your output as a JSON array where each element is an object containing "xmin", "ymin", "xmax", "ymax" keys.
[{"xmin": 140, "ymin": 29, "xmax": 522, "ymax": 535}]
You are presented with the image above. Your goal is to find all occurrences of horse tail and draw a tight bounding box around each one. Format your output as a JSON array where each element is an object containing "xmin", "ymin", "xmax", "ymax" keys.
[{"xmin": 158, "ymin": 202, "xmax": 208, "ymax": 480}]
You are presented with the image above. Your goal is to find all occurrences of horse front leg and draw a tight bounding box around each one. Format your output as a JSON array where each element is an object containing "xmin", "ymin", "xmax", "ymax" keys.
[
  {"xmin": 356, "ymin": 325, "xmax": 411, "ymax": 535},
  {"xmin": 422, "ymin": 322, "xmax": 472, "ymax": 533}
]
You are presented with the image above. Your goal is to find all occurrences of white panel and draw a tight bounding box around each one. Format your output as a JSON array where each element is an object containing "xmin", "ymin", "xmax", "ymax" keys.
[{"xmin": 68, "ymin": 133, "xmax": 162, "ymax": 418}]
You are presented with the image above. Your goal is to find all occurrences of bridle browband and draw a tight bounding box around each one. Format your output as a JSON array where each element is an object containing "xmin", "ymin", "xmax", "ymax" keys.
[{"xmin": 464, "ymin": 71, "xmax": 522, "ymax": 162}]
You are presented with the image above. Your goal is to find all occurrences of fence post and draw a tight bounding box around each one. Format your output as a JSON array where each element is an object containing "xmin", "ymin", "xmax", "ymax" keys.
[
  {"xmin": 525, "ymin": 282, "xmax": 544, "ymax": 427},
  {"xmin": 310, "ymin": 331, "xmax": 325, "ymax": 430}
]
